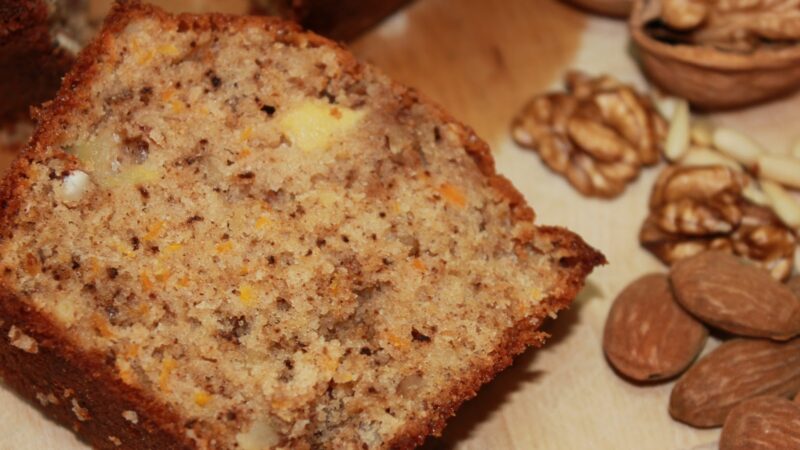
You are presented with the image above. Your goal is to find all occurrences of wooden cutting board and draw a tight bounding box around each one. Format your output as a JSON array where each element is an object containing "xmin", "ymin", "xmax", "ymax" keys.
[{"xmin": 2, "ymin": 1, "xmax": 799, "ymax": 449}]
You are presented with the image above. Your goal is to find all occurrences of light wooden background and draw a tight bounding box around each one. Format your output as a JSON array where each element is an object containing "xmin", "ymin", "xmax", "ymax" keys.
[{"xmin": 2, "ymin": 1, "xmax": 799, "ymax": 449}]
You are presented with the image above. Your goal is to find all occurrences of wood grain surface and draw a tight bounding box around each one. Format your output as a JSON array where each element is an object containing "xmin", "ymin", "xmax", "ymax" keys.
[{"xmin": 2, "ymin": 1, "xmax": 800, "ymax": 449}]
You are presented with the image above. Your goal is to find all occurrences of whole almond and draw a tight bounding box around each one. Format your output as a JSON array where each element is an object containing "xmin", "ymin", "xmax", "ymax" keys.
[
  {"xmin": 669, "ymin": 338, "xmax": 800, "ymax": 427},
  {"xmin": 604, "ymin": 273, "xmax": 707, "ymax": 381},
  {"xmin": 720, "ymin": 396, "xmax": 800, "ymax": 450},
  {"xmin": 670, "ymin": 251, "xmax": 800, "ymax": 340}
]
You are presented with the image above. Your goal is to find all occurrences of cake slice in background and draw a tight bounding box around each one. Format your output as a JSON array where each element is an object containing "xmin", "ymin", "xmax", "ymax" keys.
[
  {"xmin": 0, "ymin": 0, "xmax": 89, "ymax": 124},
  {"xmin": 0, "ymin": 3, "xmax": 603, "ymax": 449}
]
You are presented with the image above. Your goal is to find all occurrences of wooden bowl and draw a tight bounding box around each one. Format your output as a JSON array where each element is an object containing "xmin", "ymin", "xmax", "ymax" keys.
[
  {"xmin": 564, "ymin": 0, "xmax": 632, "ymax": 18},
  {"xmin": 630, "ymin": 0, "xmax": 800, "ymax": 110}
]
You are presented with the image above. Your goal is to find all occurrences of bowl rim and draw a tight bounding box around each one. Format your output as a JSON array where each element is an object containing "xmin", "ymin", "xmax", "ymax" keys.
[{"xmin": 630, "ymin": 0, "xmax": 800, "ymax": 71}]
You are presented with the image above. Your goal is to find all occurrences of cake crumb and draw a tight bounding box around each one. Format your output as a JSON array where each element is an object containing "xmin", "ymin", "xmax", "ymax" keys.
[
  {"xmin": 71, "ymin": 399, "xmax": 90, "ymax": 422},
  {"xmin": 36, "ymin": 392, "xmax": 59, "ymax": 406},
  {"xmin": 8, "ymin": 326, "xmax": 38, "ymax": 354},
  {"xmin": 122, "ymin": 410, "xmax": 139, "ymax": 424}
]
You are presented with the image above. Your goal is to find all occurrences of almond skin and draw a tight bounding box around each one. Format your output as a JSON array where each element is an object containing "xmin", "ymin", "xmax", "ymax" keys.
[
  {"xmin": 789, "ymin": 275, "xmax": 800, "ymax": 301},
  {"xmin": 670, "ymin": 251, "xmax": 800, "ymax": 340},
  {"xmin": 670, "ymin": 338, "xmax": 800, "ymax": 427},
  {"xmin": 720, "ymin": 396, "xmax": 800, "ymax": 450},
  {"xmin": 604, "ymin": 273, "xmax": 707, "ymax": 381}
]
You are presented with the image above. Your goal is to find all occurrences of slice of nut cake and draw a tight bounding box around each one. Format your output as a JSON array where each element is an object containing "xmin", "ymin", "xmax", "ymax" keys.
[{"xmin": 0, "ymin": 3, "xmax": 603, "ymax": 449}]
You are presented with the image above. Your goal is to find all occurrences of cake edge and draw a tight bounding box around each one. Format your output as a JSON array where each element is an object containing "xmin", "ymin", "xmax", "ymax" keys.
[{"xmin": 0, "ymin": 2, "xmax": 605, "ymax": 449}]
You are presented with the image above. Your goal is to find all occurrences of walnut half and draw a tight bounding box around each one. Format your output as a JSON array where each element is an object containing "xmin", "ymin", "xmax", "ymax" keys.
[
  {"xmin": 640, "ymin": 165, "xmax": 797, "ymax": 280},
  {"xmin": 512, "ymin": 71, "xmax": 666, "ymax": 198}
]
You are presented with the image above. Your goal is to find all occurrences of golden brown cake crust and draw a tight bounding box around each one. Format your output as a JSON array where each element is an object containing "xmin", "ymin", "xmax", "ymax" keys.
[
  {"xmin": 0, "ymin": 2, "xmax": 604, "ymax": 449},
  {"xmin": 0, "ymin": 290, "xmax": 195, "ymax": 449}
]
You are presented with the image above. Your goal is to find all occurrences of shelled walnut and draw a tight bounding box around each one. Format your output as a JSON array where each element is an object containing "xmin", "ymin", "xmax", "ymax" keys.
[
  {"xmin": 640, "ymin": 165, "xmax": 797, "ymax": 280},
  {"xmin": 512, "ymin": 71, "xmax": 666, "ymax": 198},
  {"xmin": 651, "ymin": 0, "xmax": 800, "ymax": 52}
]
